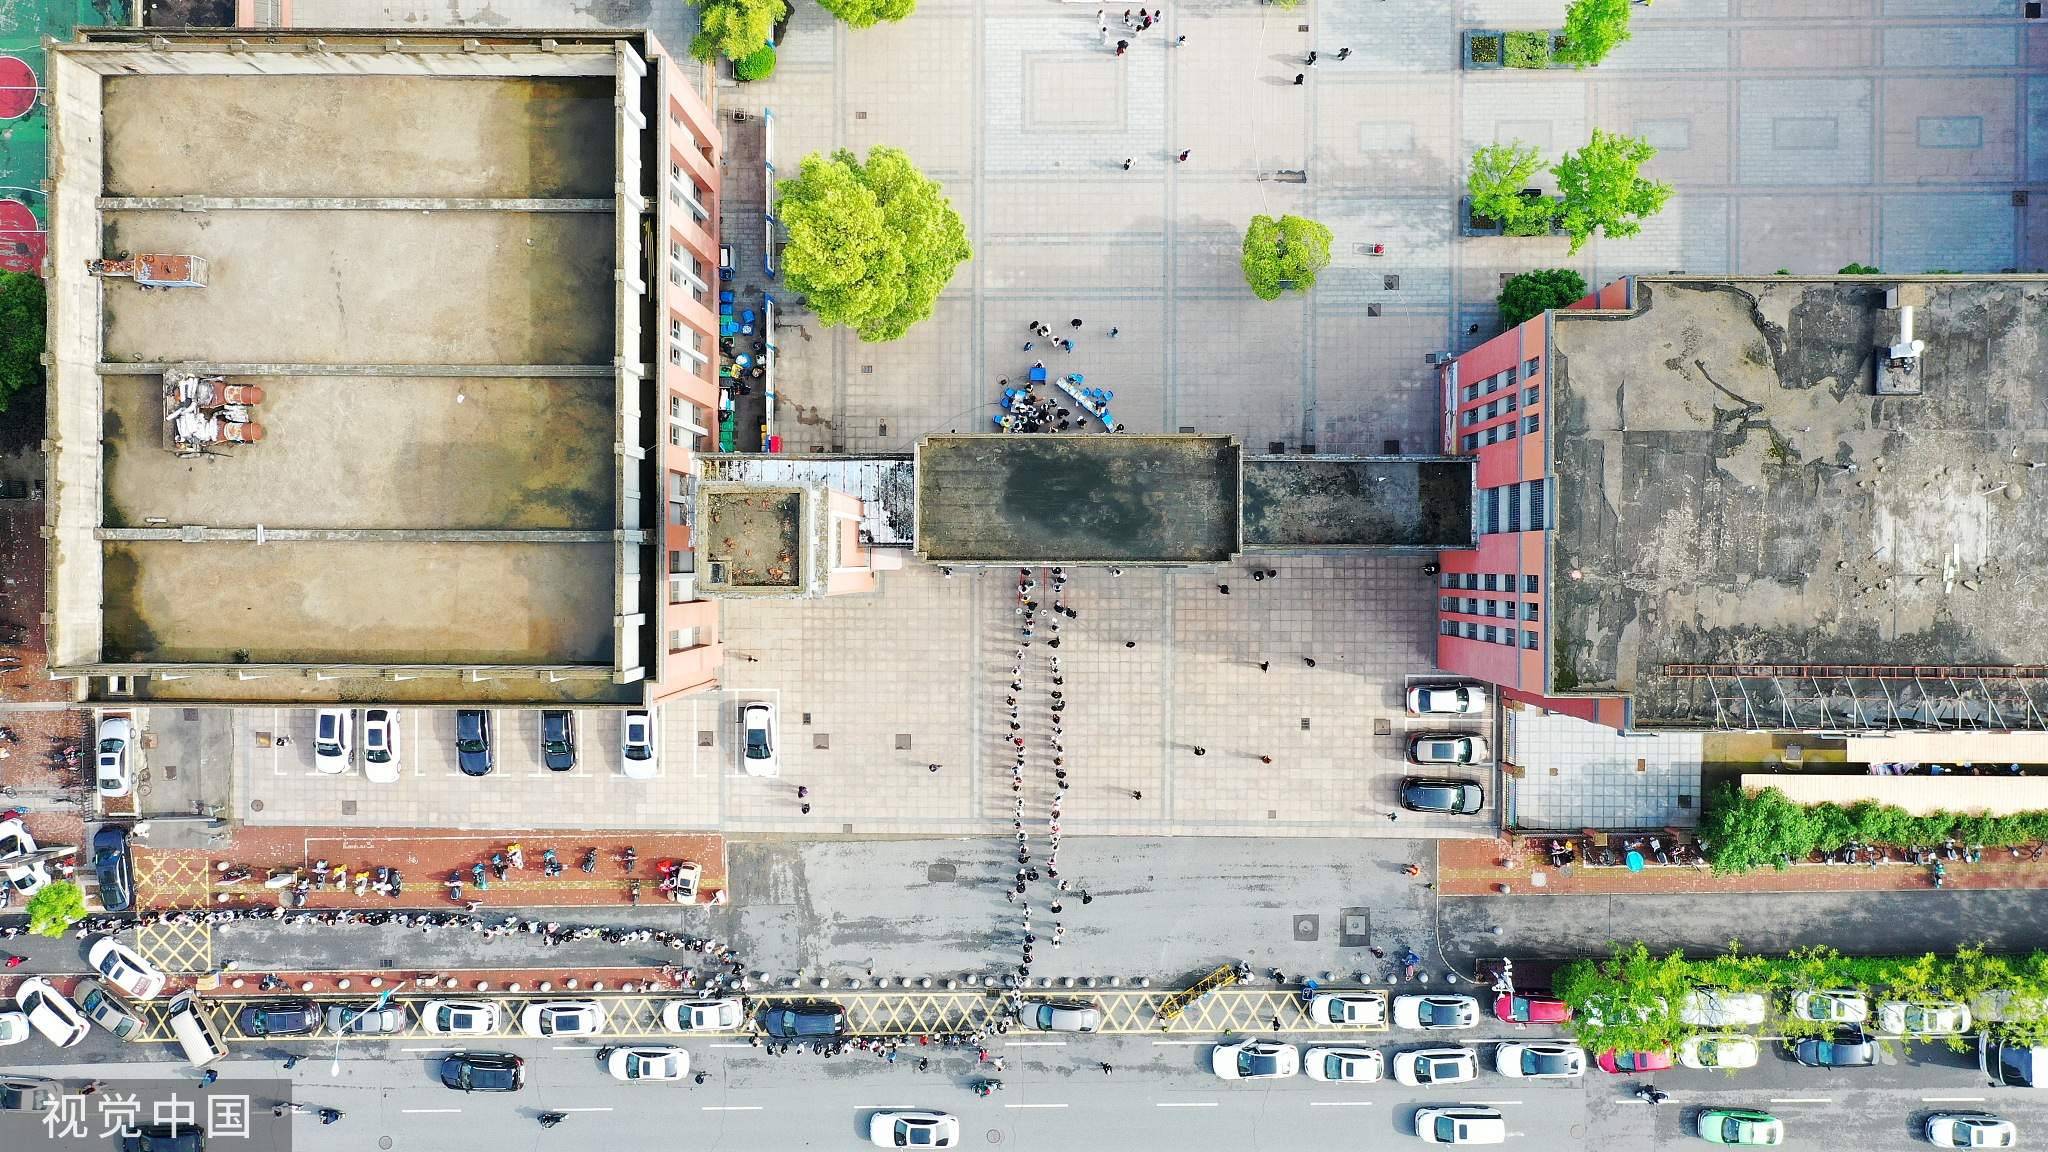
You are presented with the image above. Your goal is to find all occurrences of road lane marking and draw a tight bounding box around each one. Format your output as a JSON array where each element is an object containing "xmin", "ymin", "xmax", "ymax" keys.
[
  {"xmin": 1005, "ymin": 1041, "xmax": 1066, "ymax": 1047},
  {"xmin": 401, "ymin": 1047, "xmax": 454, "ymax": 1053},
  {"xmin": 1152, "ymin": 1040, "xmax": 1209, "ymax": 1046},
  {"xmin": 1309, "ymin": 1101, "xmax": 1374, "ymax": 1107},
  {"xmin": 1005, "ymin": 1103, "xmax": 1068, "ymax": 1109},
  {"xmin": 400, "ymin": 1109, "xmax": 461, "ymax": 1114},
  {"xmin": 1769, "ymin": 1098, "xmax": 1831, "ymax": 1105},
  {"xmin": 555, "ymin": 1107, "xmax": 613, "ymax": 1113},
  {"xmin": 1923, "ymin": 1097, "xmax": 1987, "ymax": 1103},
  {"xmin": 702, "ymin": 1106, "xmax": 763, "ymax": 1112},
  {"xmin": 1156, "ymin": 1102, "xmax": 1218, "ymax": 1108}
]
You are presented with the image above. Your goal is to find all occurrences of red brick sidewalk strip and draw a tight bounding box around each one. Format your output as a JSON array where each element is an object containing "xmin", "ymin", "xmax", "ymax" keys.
[
  {"xmin": 1437, "ymin": 837, "xmax": 2048, "ymax": 896},
  {"xmin": 137, "ymin": 825, "xmax": 727, "ymax": 910}
]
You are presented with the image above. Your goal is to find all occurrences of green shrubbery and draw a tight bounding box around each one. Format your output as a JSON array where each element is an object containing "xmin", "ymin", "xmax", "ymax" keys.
[
  {"xmin": 1503, "ymin": 30, "xmax": 1551, "ymax": 68},
  {"xmin": 734, "ymin": 43, "xmax": 778, "ymax": 81},
  {"xmin": 0, "ymin": 272, "xmax": 44, "ymax": 414},
  {"xmin": 1498, "ymin": 268, "xmax": 1588, "ymax": 327},
  {"xmin": 1556, "ymin": 941, "xmax": 2048, "ymax": 1056},
  {"xmin": 1701, "ymin": 784, "xmax": 2048, "ymax": 874}
]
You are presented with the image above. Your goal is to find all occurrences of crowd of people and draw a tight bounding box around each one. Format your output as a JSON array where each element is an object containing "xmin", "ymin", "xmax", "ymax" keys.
[{"xmin": 1004, "ymin": 567, "xmax": 1081, "ymax": 982}]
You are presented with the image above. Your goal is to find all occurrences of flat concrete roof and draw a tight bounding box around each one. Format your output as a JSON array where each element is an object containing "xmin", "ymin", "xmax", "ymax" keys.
[
  {"xmin": 43, "ymin": 36, "xmax": 655, "ymax": 704},
  {"xmin": 914, "ymin": 435, "xmax": 1242, "ymax": 564},
  {"xmin": 700, "ymin": 488, "xmax": 804, "ymax": 590},
  {"xmin": 1548, "ymin": 279, "xmax": 2048, "ymax": 725},
  {"xmin": 1243, "ymin": 457, "xmax": 1473, "ymax": 550}
]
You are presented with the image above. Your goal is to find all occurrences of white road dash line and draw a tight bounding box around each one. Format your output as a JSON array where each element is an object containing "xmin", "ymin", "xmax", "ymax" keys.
[
  {"xmin": 702, "ymin": 1106, "xmax": 763, "ymax": 1112},
  {"xmin": 554, "ymin": 1108, "xmax": 612, "ymax": 1113},
  {"xmin": 1004, "ymin": 1103, "xmax": 1068, "ymax": 1109},
  {"xmin": 854, "ymin": 1106, "xmax": 918, "ymax": 1111},
  {"xmin": 1309, "ymin": 1101, "xmax": 1375, "ymax": 1107},
  {"xmin": 1004, "ymin": 1041, "xmax": 1066, "ymax": 1047},
  {"xmin": 1769, "ymin": 1098, "xmax": 1832, "ymax": 1105},
  {"xmin": 1152, "ymin": 1040, "xmax": 1209, "ymax": 1046},
  {"xmin": 400, "ymin": 1109, "xmax": 462, "ymax": 1114},
  {"xmin": 1156, "ymin": 1102, "xmax": 1219, "ymax": 1108},
  {"xmin": 400, "ymin": 1047, "xmax": 454, "ymax": 1053},
  {"xmin": 1467, "ymin": 1100, "xmax": 1523, "ymax": 1106},
  {"xmin": 1923, "ymin": 1096, "xmax": 1987, "ymax": 1103}
]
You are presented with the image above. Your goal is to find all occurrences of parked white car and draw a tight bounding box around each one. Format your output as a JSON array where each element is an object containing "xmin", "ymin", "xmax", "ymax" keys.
[
  {"xmin": 1307, "ymin": 992, "xmax": 1388, "ymax": 1027},
  {"xmin": 95, "ymin": 715, "xmax": 134, "ymax": 799},
  {"xmin": 1304, "ymin": 1045, "xmax": 1383, "ymax": 1083},
  {"xmin": 1406, "ymin": 683, "xmax": 1491, "ymax": 716},
  {"xmin": 521, "ymin": 1000, "xmax": 604, "ymax": 1038},
  {"xmin": 86, "ymin": 937, "xmax": 167, "ymax": 1000},
  {"xmin": 313, "ymin": 708, "xmax": 354, "ymax": 773},
  {"xmin": 1416, "ymin": 1105, "xmax": 1508, "ymax": 1145},
  {"xmin": 1877, "ymin": 999, "xmax": 1972, "ymax": 1037},
  {"xmin": 419, "ymin": 1000, "xmax": 501, "ymax": 1035},
  {"xmin": 740, "ymin": 701, "xmax": 779, "ymax": 777},
  {"xmin": 1495, "ymin": 1041, "xmax": 1587, "ymax": 1079},
  {"xmin": 361, "ymin": 708, "xmax": 402, "ymax": 784},
  {"xmin": 1680, "ymin": 990, "xmax": 1768, "ymax": 1027},
  {"xmin": 1393, "ymin": 1046, "xmax": 1479, "ymax": 1086},
  {"xmin": 1789, "ymin": 988, "xmax": 1869, "ymax": 1024},
  {"xmin": 606, "ymin": 1046, "xmax": 688, "ymax": 1082},
  {"xmin": 1926, "ymin": 1113, "xmax": 2017, "ymax": 1149},
  {"xmin": 1679, "ymin": 1034, "xmax": 1760, "ymax": 1070},
  {"xmin": 662, "ymin": 998, "xmax": 743, "ymax": 1032},
  {"xmin": 868, "ymin": 1110, "xmax": 959, "ymax": 1149},
  {"xmin": 13, "ymin": 979, "xmax": 88, "ymax": 1047},
  {"xmin": 0, "ymin": 819, "xmax": 51, "ymax": 900},
  {"xmin": 621, "ymin": 709, "xmax": 659, "ymax": 779},
  {"xmin": 1394, "ymin": 994, "xmax": 1481, "ymax": 1031},
  {"xmin": 1211, "ymin": 1039, "xmax": 1299, "ymax": 1080},
  {"xmin": 0, "ymin": 1011, "xmax": 28, "ymax": 1046}
]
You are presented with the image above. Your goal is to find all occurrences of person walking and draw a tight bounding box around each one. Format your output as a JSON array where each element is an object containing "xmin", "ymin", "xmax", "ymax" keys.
[
  {"xmin": 318, "ymin": 1109, "xmax": 343, "ymax": 1125},
  {"xmin": 1122, "ymin": 158, "xmax": 1132, "ymax": 170},
  {"xmin": 1177, "ymin": 149, "xmax": 1191, "ymax": 163},
  {"xmin": 928, "ymin": 763, "xmax": 943, "ymax": 773},
  {"xmin": 1293, "ymin": 73, "xmax": 1304, "ymax": 85},
  {"xmin": 1336, "ymin": 47, "xmax": 1351, "ymax": 60},
  {"xmin": 1115, "ymin": 40, "xmax": 1128, "ymax": 56}
]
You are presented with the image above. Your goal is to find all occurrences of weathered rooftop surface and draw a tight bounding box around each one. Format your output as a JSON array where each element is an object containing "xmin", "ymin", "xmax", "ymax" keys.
[
  {"xmin": 699, "ymin": 488, "xmax": 804, "ymax": 590},
  {"xmin": 915, "ymin": 435, "xmax": 1242, "ymax": 564},
  {"xmin": 1242, "ymin": 457, "xmax": 1473, "ymax": 550},
  {"xmin": 42, "ymin": 32, "xmax": 659, "ymax": 704},
  {"xmin": 1548, "ymin": 279, "xmax": 2048, "ymax": 727}
]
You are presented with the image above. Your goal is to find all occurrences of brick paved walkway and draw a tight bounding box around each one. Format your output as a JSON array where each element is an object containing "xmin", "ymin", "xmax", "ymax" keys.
[{"xmin": 1438, "ymin": 837, "xmax": 2048, "ymax": 896}]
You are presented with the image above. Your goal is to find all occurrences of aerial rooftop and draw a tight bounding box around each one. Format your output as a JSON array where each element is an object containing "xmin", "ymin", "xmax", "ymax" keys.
[
  {"xmin": 43, "ymin": 32, "xmax": 660, "ymax": 704},
  {"xmin": 913, "ymin": 435, "xmax": 1242, "ymax": 565},
  {"xmin": 1547, "ymin": 278, "xmax": 2048, "ymax": 727},
  {"xmin": 1242, "ymin": 457, "xmax": 1473, "ymax": 550}
]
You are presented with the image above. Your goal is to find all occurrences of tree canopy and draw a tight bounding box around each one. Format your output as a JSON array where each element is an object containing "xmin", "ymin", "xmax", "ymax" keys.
[
  {"xmin": 0, "ymin": 272, "xmax": 44, "ymax": 414},
  {"xmin": 1497, "ymin": 268, "xmax": 1589, "ymax": 327},
  {"xmin": 1467, "ymin": 142, "xmax": 1558, "ymax": 237},
  {"xmin": 691, "ymin": 0, "xmax": 787, "ymax": 63},
  {"xmin": 816, "ymin": 0, "xmax": 916, "ymax": 28},
  {"xmin": 1550, "ymin": 129, "xmax": 1672, "ymax": 254},
  {"xmin": 28, "ymin": 881, "xmax": 85, "ymax": 938},
  {"xmin": 1240, "ymin": 214, "xmax": 1334, "ymax": 301},
  {"xmin": 1555, "ymin": 0, "xmax": 1633, "ymax": 68},
  {"xmin": 776, "ymin": 147, "xmax": 971, "ymax": 342}
]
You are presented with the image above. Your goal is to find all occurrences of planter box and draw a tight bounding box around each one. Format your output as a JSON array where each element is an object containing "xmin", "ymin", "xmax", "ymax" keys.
[
  {"xmin": 1462, "ymin": 29, "xmax": 1504, "ymax": 70},
  {"xmin": 1460, "ymin": 197, "xmax": 1504, "ymax": 238},
  {"xmin": 1503, "ymin": 29, "xmax": 1551, "ymax": 69},
  {"xmin": 1547, "ymin": 31, "xmax": 1577, "ymax": 69}
]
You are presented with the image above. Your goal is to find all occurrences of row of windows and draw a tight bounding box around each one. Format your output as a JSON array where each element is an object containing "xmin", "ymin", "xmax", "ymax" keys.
[
  {"xmin": 1441, "ymin": 620, "xmax": 1541, "ymax": 649},
  {"xmin": 1481, "ymin": 479, "xmax": 1550, "ymax": 535},
  {"xmin": 1441, "ymin": 572, "xmax": 1541, "ymax": 593},
  {"xmin": 670, "ymin": 240, "xmax": 708, "ymax": 305},
  {"xmin": 669, "ymin": 319, "xmax": 710, "ymax": 380},
  {"xmin": 1461, "ymin": 391, "xmax": 1520, "ymax": 426},
  {"xmin": 1440, "ymin": 597, "xmax": 1540, "ymax": 621},
  {"xmin": 1459, "ymin": 358, "xmax": 1543, "ymax": 404},
  {"xmin": 1460, "ymin": 413, "xmax": 1540, "ymax": 452},
  {"xmin": 671, "ymin": 161, "xmax": 711, "ymax": 225}
]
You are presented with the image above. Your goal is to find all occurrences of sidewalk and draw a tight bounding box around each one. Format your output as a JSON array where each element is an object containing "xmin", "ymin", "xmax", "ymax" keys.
[
  {"xmin": 137, "ymin": 825, "xmax": 728, "ymax": 910},
  {"xmin": 1438, "ymin": 838, "xmax": 2048, "ymax": 896}
]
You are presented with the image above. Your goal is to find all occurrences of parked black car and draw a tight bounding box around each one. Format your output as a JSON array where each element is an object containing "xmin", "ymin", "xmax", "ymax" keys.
[
  {"xmin": 234, "ymin": 999, "xmax": 321, "ymax": 1037},
  {"xmin": 1791, "ymin": 1025, "xmax": 1877, "ymax": 1068},
  {"xmin": 441, "ymin": 1051, "xmax": 525, "ymax": 1092},
  {"xmin": 759, "ymin": 1002, "xmax": 847, "ymax": 1038},
  {"xmin": 541, "ymin": 709, "xmax": 576, "ymax": 771},
  {"xmin": 91, "ymin": 824, "xmax": 134, "ymax": 913},
  {"xmin": 1399, "ymin": 776, "xmax": 1485, "ymax": 814},
  {"xmin": 122, "ymin": 1124, "xmax": 203, "ymax": 1152},
  {"xmin": 455, "ymin": 710, "xmax": 493, "ymax": 777},
  {"xmin": 1983, "ymin": 1035, "xmax": 2047, "ymax": 1087}
]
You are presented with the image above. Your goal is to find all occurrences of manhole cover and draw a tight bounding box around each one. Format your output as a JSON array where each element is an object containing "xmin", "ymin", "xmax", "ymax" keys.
[
  {"xmin": 249, "ymin": 799, "xmax": 264, "ymax": 813},
  {"xmin": 380, "ymin": 1139, "xmax": 394, "ymax": 1150},
  {"xmin": 927, "ymin": 862, "xmax": 958, "ymax": 883},
  {"xmin": 1293, "ymin": 914, "xmax": 1319, "ymax": 942},
  {"xmin": 1338, "ymin": 908, "xmax": 1371, "ymax": 948},
  {"xmin": 985, "ymin": 1131, "xmax": 1003, "ymax": 1145}
]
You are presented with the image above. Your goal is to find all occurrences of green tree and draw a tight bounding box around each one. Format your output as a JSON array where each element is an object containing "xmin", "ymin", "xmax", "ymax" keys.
[
  {"xmin": 1555, "ymin": 0, "xmax": 1633, "ymax": 68},
  {"xmin": 1838, "ymin": 263, "xmax": 1882, "ymax": 275},
  {"xmin": 817, "ymin": 0, "xmax": 916, "ymax": 27},
  {"xmin": 690, "ymin": 0, "xmax": 787, "ymax": 64},
  {"xmin": 777, "ymin": 146, "xmax": 971, "ymax": 343},
  {"xmin": 27, "ymin": 881, "xmax": 86, "ymax": 938},
  {"xmin": 1467, "ymin": 142, "xmax": 1559, "ymax": 237},
  {"xmin": 1240, "ymin": 214, "xmax": 1334, "ymax": 301},
  {"xmin": 1551, "ymin": 129, "xmax": 1672, "ymax": 254},
  {"xmin": 1498, "ymin": 268, "xmax": 1589, "ymax": 327},
  {"xmin": 734, "ymin": 43, "xmax": 778, "ymax": 81},
  {"xmin": 0, "ymin": 271, "xmax": 45, "ymax": 414}
]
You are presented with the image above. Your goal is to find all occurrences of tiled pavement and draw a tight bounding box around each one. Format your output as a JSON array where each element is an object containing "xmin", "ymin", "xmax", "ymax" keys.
[{"xmin": 1503, "ymin": 709, "xmax": 1704, "ymax": 831}]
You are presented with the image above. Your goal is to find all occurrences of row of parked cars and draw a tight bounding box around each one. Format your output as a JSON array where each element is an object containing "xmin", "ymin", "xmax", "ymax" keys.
[
  {"xmin": 306, "ymin": 702, "xmax": 783, "ymax": 779},
  {"xmin": 0, "ymin": 820, "xmax": 132, "ymax": 913}
]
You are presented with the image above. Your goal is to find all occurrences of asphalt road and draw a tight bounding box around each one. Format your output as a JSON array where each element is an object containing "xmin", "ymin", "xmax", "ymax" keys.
[{"xmin": 8, "ymin": 1029, "xmax": 2047, "ymax": 1152}]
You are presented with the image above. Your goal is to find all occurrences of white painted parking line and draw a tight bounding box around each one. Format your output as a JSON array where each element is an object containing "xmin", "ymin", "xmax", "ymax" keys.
[
  {"xmin": 1308, "ymin": 1101, "xmax": 1374, "ymax": 1107},
  {"xmin": 400, "ymin": 1108, "xmax": 462, "ymax": 1114},
  {"xmin": 1156, "ymin": 1102, "xmax": 1218, "ymax": 1108},
  {"xmin": 1004, "ymin": 1040, "xmax": 1066, "ymax": 1047},
  {"xmin": 1769, "ymin": 1098, "xmax": 1832, "ymax": 1105},
  {"xmin": 702, "ymin": 1106, "xmax": 763, "ymax": 1112},
  {"xmin": 1004, "ymin": 1103, "xmax": 1067, "ymax": 1110},
  {"xmin": 1923, "ymin": 1096, "xmax": 1987, "ymax": 1103}
]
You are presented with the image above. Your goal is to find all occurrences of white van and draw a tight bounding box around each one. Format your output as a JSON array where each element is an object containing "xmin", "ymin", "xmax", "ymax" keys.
[{"xmin": 165, "ymin": 991, "xmax": 228, "ymax": 1069}]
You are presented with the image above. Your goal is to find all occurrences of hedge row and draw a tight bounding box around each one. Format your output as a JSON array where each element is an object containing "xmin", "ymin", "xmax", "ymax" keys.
[{"xmin": 1701, "ymin": 783, "xmax": 2048, "ymax": 874}]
